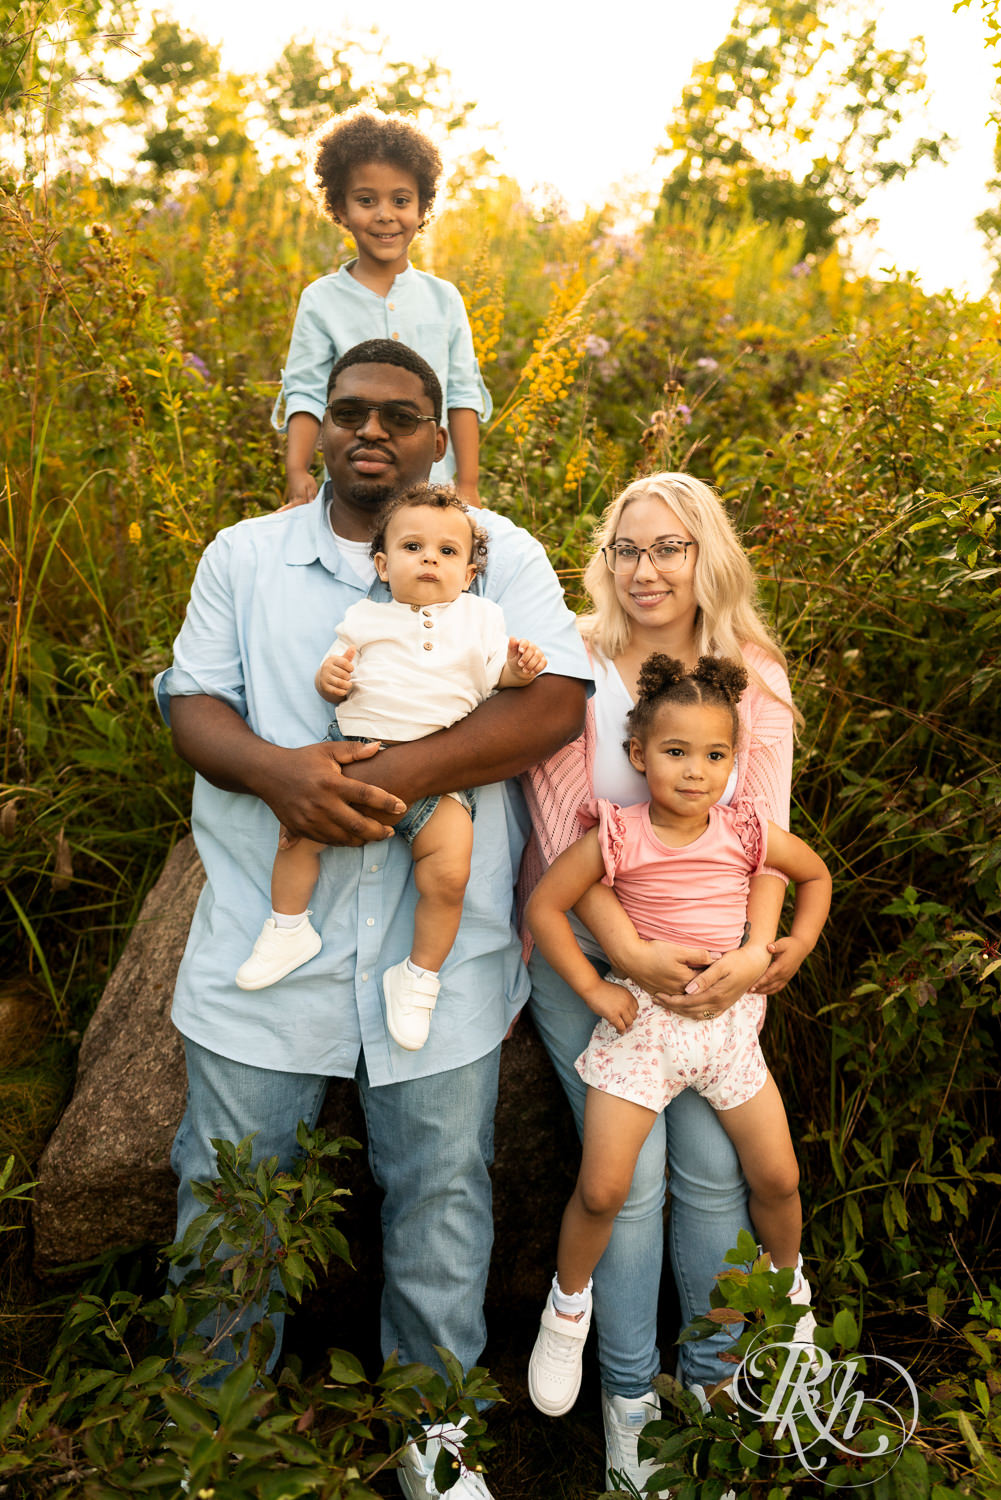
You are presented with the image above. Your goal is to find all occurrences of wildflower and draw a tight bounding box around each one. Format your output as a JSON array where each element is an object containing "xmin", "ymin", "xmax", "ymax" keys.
[
  {"xmin": 583, "ymin": 335, "xmax": 610, "ymax": 359},
  {"xmin": 183, "ymin": 352, "xmax": 210, "ymax": 383},
  {"xmin": 677, "ymin": 404, "xmax": 692, "ymax": 425},
  {"xmin": 563, "ymin": 442, "xmax": 589, "ymax": 493},
  {"xmin": 128, "ymin": 522, "xmax": 142, "ymax": 544},
  {"xmin": 694, "ymin": 356, "xmax": 719, "ymax": 372},
  {"xmin": 461, "ymin": 256, "xmax": 504, "ymax": 368}
]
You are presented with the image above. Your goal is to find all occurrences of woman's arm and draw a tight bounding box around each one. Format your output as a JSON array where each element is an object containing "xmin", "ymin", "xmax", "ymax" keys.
[
  {"xmin": 659, "ymin": 871, "xmax": 784, "ymax": 1015},
  {"xmin": 526, "ymin": 835, "xmax": 639, "ymax": 1034},
  {"xmin": 573, "ymin": 882, "xmax": 717, "ymax": 994}
]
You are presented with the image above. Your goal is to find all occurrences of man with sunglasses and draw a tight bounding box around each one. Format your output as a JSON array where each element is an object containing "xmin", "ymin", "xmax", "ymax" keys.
[{"xmin": 155, "ymin": 339, "xmax": 590, "ymax": 1499}]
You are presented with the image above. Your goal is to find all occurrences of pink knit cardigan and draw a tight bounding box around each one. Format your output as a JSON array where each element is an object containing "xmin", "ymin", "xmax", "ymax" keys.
[{"xmin": 517, "ymin": 643, "xmax": 794, "ymax": 957}]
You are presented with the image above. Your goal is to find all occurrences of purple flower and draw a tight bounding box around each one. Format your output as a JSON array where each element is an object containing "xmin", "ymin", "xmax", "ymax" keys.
[
  {"xmin": 677, "ymin": 404, "xmax": 692, "ymax": 425},
  {"xmin": 182, "ymin": 352, "xmax": 210, "ymax": 383}
]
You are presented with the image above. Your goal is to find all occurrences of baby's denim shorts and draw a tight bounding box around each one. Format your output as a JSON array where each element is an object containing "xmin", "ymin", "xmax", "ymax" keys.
[{"xmin": 326, "ymin": 719, "xmax": 476, "ymax": 845}]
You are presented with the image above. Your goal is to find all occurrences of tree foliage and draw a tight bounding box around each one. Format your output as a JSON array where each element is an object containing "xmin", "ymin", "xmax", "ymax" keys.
[
  {"xmin": 658, "ymin": 0, "xmax": 952, "ymax": 253},
  {"xmin": 263, "ymin": 32, "xmax": 474, "ymax": 142}
]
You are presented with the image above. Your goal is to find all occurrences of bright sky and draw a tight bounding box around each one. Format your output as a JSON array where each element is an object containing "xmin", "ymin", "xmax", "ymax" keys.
[{"xmin": 162, "ymin": 0, "xmax": 998, "ymax": 297}]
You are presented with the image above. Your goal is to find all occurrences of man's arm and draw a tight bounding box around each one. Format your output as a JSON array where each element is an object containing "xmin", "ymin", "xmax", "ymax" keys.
[
  {"xmin": 345, "ymin": 673, "xmax": 586, "ymax": 811},
  {"xmin": 170, "ymin": 695, "xmax": 407, "ymax": 847},
  {"xmin": 171, "ymin": 675, "xmax": 585, "ymax": 846}
]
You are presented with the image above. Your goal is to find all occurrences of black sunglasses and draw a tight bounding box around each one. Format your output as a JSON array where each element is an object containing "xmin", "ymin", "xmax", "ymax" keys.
[{"xmin": 326, "ymin": 399, "xmax": 438, "ymax": 437}]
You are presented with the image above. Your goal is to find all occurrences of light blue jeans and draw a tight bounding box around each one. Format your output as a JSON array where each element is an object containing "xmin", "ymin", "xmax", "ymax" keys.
[
  {"xmin": 528, "ymin": 949, "xmax": 752, "ymax": 1394},
  {"xmin": 170, "ymin": 1036, "xmax": 500, "ymax": 1382}
]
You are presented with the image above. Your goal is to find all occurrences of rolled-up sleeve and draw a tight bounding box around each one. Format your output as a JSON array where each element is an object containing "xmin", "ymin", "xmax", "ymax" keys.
[{"xmin": 154, "ymin": 533, "xmax": 247, "ymax": 726}]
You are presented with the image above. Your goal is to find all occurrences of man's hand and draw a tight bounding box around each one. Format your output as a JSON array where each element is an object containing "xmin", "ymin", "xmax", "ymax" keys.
[
  {"xmin": 316, "ymin": 646, "xmax": 356, "ymax": 703},
  {"xmin": 265, "ymin": 739, "xmax": 405, "ymax": 847},
  {"xmin": 584, "ymin": 977, "xmax": 638, "ymax": 1035},
  {"xmin": 652, "ymin": 943, "xmax": 771, "ymax": 1019}
]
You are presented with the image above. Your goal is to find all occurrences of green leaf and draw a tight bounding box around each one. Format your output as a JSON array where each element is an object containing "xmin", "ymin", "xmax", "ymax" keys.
[
  {"xmin": 328, "ymin": 1349, "xmax": 367, "ymax": 1384},
  {"xmin": 832, "ymin": 1306, "xmax": 860, "ymax": 1350},
  {"xmin": 926, "ymin": 1285, "xmax": 946, "ymax": 1323}
]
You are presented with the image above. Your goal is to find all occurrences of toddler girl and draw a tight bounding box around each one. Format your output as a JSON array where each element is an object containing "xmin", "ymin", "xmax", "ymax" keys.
[
  {"xmin": 236, "ymin": 484, "xmax": 545, "ymax": 1053},
  {"xmin": 273, "ymin": 107, "xmax": 490, "ymax": 505},
  {"xmin": 524, "ymin": 653, "xmax": 831, "ymax": 1417}
]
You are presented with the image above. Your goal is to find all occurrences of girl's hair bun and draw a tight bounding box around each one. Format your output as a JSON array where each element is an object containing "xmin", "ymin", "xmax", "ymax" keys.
[
  {"xmin": 691, "ymin": 654, "xmax": 748, "ymax": 704},
  {"xmin": 636, "ymin": 653, "xmax": 687, "ymax": 702},
  {"xmin": 625, "ymin": 652, "xmax": 747, "ymax": 747}
]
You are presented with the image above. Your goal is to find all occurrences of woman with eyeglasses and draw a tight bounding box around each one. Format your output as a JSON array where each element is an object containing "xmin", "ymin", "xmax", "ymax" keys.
[{"xmin": 518, "ymin": 472, "xmax": 805, "ymax": 1490}]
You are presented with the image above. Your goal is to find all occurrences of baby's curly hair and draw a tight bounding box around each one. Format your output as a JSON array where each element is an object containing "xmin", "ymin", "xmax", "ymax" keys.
[
  {"xmin": 626, "ymin": 653, "xmax": 749, "ymax": 748},
  {"xmin": 370, "ymin": 483, "xmax": 488, "ymax": 575},
  {"xmin": 312, "ymin": 107, "xmax": 443, "ymax": 225}
]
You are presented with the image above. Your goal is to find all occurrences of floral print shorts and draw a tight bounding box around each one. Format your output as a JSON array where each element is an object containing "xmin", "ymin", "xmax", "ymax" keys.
[{"xmin": 575, "ymin": 977, "xmax": 768, "ymax": 1114}]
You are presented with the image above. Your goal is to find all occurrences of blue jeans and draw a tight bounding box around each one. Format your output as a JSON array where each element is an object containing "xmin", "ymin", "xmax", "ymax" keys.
[
  {"xmin": 170, "ymin": 1036, "xmax": 500, "ymax": 1381},
  {"xmin": 528, "ymin": 949, "xmax": 752, "ymax": 1394}
]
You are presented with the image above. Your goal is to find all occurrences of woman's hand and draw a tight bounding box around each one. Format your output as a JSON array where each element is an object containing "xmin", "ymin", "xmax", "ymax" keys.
[
  {"xmin": 609, "ymin": 936, "xmax": 718, "ymax": 997},
  {"xmin": 651, "ymin": 942, "xmax": 771, "ymax": 1019}
]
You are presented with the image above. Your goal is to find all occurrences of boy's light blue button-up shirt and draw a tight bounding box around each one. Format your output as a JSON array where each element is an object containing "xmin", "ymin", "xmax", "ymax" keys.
[
  {"xmin": 272, "ymin": 264, "xmax": 492, "ymax": 485},
  {"xmin": 154, "ymin": 498, "xmax": 591, "ymax": 1085}
]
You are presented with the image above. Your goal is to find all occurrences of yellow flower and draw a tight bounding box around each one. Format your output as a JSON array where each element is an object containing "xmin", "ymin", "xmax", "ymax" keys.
[{"xmin": 128, "ymin": 522, "xmax": 142, "ymax": 545}]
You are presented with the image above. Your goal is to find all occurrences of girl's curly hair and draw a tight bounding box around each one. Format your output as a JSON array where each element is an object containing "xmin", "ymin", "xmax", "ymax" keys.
[
  {"xmin": 311, "ymin": 107, "xmax": 443, "ymax": 225},
  {"xmin": 370, "ymin": 483, "xmax": 488, "ymax": 576},
  {"xmin": 626, "ymin": 653, "xmax": 749, "ymax": 747}
]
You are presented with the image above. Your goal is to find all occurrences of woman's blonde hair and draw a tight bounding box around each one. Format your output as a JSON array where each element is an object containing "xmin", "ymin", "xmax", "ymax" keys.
[{"xmin": 580, "ymin": 472, "xmax": 796, "ymax": 716}]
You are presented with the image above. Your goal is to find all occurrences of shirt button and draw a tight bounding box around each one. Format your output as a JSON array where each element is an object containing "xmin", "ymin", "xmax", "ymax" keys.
[
  {"xmin": 370, "ymin": 863, "xmax": 380, "ymax": 873},
  {"xmin": 423, "ymin": 641, "xmax": 433, "ymax": 651},
  {"xmin": 424, "ymin": 619, "xmax": 434, "ymax": 629},
  {"xmin": 361, "ymin": 972, "xmax": 369, "ymax": 982},
  {"xmin": 366, "ymin": 917, "xmax": 375, "ymax": 926},
  {"xmin": 422, "ymin": 609, "xmax": 431, "ymax": 617},
  {"xmin": 388, "ymin": 302, "xmax": 395, "ymax": 310},
  {"xmin": 391, "ymin": 331, "xmax": 400, "ymax": 340}
]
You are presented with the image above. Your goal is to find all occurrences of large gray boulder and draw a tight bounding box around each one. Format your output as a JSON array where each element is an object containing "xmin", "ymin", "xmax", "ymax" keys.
[{"xmin": 33, "ymin": 838, "xmax": 578, "ymax": 1305}]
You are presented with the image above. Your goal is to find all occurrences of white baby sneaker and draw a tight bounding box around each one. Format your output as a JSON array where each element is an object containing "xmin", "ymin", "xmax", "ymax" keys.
[
  {"xmin": 234, "ymin": 915, "xmax": 321, "ymax": 990},
  {"xmin": 527, "ymin": 1288, "xmax": 593, "ymax": 1417},
  {"xmin": 383, "ymin": 958, "xmax": 440, "ymax": 1050}
]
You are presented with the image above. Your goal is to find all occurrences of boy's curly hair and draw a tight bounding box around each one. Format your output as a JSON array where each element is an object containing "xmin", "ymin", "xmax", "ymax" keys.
[
  {"xmin": 312, "ymin": 107, "xmax": 443, "ymax": 225},
  {"xmin": 370, "ymin": 483, "xmax": 488, "ymax": 576},
  {"xmin": 625, "ymin": 653, "xmax": 748, "ymax": 747}
]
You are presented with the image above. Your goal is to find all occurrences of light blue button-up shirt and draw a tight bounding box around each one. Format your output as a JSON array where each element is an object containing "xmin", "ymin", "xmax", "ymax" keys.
[
  {"xmin": 154, "ymin": 497, "xmax": 591, "ymax": 1085},
  {"xmin": 272, "ymin": 264, "xmax": 493, "ymax": 485}
]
